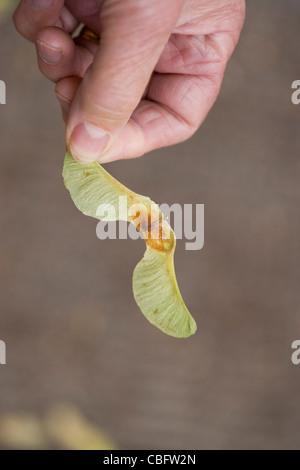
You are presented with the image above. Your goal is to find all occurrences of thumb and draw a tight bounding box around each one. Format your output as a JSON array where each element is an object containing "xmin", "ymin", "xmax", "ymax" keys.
[{"xmin": 66, "ymin": 0, "xmax": 182, "ymax": 163}]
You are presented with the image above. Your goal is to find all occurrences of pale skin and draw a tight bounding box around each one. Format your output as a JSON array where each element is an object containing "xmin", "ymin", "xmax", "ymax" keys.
[{"xmin": 13, "ymin": 0, "xmax": 245, "ymax": 164}]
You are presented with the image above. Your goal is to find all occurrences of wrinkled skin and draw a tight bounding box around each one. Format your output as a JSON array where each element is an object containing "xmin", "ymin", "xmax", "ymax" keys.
[{"xmin": 14, "ymin": 0, "xmax": 245, "ymax": 163}]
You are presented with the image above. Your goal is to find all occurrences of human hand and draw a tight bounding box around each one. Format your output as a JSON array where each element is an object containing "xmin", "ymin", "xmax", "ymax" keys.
[{"xmin": 14, "ymin": 0, "xmax": 245, "ymax": 164}]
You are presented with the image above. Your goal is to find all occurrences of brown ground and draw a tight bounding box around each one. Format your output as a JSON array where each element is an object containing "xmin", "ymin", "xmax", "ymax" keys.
[{"xmin": 0, "ymin": 0, "xmax": 299, "ymax": 450}]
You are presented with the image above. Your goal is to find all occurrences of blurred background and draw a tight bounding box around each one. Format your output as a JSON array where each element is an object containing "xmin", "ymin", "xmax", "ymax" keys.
[{"xmin": 0, "ymin": 0, "xmax": 300, "ymax": 450}]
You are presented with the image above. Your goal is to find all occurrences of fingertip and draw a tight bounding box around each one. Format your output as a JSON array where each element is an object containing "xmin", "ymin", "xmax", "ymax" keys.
[
  {"xmin": 59, "ymin": 5, "xmax": 79, "ymax": 33},
  {"xmin": 36, "ymin": 39, "xmax": 63, "ymax": 64},
  {"xmin": 35, "ymin": 26, "xmax": 69, "ymax": 66},
  {"xmin": 35, "ymin": 29, "xmax": 91, "ymax": 82},
  {"xmin": 36, "ymin": 25, "xmax": 71, "ymax": 51}
]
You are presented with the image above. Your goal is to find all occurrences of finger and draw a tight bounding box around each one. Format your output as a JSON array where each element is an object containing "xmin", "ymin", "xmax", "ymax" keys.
[
  {"xmin": 55, "ymin": 76, "xmax": 82, "ymax": 121},
  {"xmin": 95, "ymin": 71, "xmax": 225, "ymax": 163},
  {"xmin": 13, "ymin": 0, "xmax": 65, "ymax": 42},
  {"xmin": 57, "ymin": 5, "xmax": 79, "ymax": 33},
  {"xmin": 35, "ymin": 27, "xmax": 94, "ymax": 82},
  {"xmin": 65, "ymin": 0, "xmax": 102, "ymax": 33},
  {"xmin": 66, "ymin": 0, "xmax": 183, "ymax": 163}
]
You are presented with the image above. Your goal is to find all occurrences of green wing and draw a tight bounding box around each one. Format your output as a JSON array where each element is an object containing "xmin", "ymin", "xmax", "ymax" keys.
[{"xmin": 133, "ymin": 248, "xmax": 197, "ymax": 338}]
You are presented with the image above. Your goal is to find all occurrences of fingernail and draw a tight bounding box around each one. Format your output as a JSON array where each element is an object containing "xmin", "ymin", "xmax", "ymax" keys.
[
  {"xmin": 36, "ymin": 40, "xmax": 62, "ymax": 64},
  {"xmin": 68, "ymin": 122, "xmax": 110, "ymax": 163},
  {"xmin": 31, "ymin": 0, "xmax": 52, "ymax": 11}
]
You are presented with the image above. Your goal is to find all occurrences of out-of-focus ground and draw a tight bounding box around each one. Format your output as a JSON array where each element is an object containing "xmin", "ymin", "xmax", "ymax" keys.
[{"xmin": 0, "ymin": 0, "xmax": 299, "ymax": 450}]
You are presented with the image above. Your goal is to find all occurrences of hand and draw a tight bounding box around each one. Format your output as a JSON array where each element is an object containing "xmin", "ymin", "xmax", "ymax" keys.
[{"xmin": 14, "ymin": 0, "xmax": 245, "ymax": 164}]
